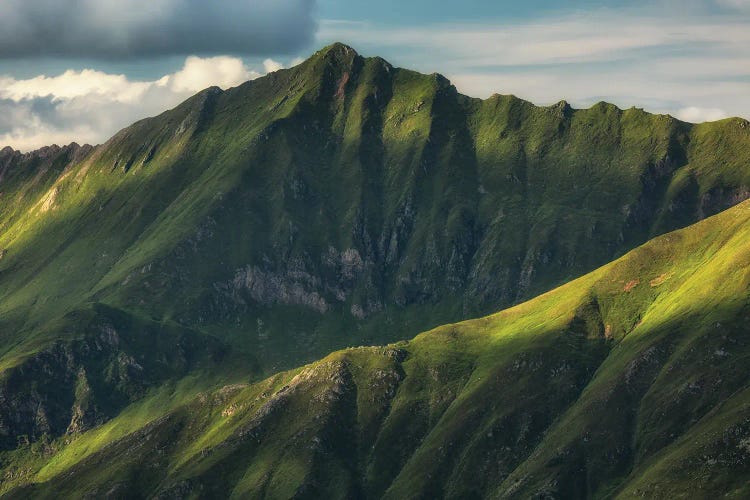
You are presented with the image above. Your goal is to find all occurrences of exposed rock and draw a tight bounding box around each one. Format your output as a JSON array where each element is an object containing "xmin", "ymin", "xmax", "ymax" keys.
[
  {"xmin": 0, "ymin": 308, "xmax": 225, "ymax": 450},
  {"xmin": 230, "ymin": 264, "xmax": 329, "ymax": 314}
]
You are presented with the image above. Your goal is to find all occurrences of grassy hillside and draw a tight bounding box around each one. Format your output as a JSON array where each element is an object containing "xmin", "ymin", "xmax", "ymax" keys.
[
  {"xmin": 0, "ymin": 43, "xmax": 749, "ymax": 478},
  {"xmin": 4, "ymin": 195, "xmax": 749, "ymax": 499}
]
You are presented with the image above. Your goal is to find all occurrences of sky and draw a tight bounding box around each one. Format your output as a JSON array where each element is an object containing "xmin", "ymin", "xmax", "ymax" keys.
[{"xmin": 0, "ymin": 0, "xmax": 748, "ymax": 151}]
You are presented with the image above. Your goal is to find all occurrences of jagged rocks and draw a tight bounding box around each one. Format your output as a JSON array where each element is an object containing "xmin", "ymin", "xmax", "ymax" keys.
[
  {"xmin": 0, "ymin": 307, "xmax": 226, "ymax": 450},
  {"xmin": 229, "ymin": 264, "xmax": 329, "ymax": 314}
]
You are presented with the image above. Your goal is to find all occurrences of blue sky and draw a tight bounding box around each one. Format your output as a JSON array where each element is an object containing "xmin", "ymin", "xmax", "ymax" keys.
[{"xmin": 0, "ymin": 0, "xmax": 748, "ymax": 150}]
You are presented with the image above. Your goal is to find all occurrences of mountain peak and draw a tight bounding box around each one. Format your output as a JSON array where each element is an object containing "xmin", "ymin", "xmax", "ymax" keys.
[
  {"xmin": 318, "ymin": 42, "xmax": 358, "ymax": 58},
  {"xmin": 312, "ymin": 42, "xmax": 360, "ymax": 71},
  {"xmin": 550, "ymin": 99, "xmax": 574, "ymax": 117}
]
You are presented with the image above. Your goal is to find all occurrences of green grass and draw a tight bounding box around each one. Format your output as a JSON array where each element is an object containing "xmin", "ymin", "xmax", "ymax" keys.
[
  {"xmin": 3, "ymin": 199, "xmax": 750, "ymax": 498},
  {"xmin": 0, "ymin": 43, "xmax": 749, "ymax": 498}
]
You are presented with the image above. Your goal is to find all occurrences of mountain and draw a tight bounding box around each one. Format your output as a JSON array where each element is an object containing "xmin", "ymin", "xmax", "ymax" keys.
[
  {"xmin": 5, "ymin": 185, "xmax": 750, "ymax": 499},
  {"xmin": 0, "ymin": 43, "xmax": 749, "ymax": 497}
]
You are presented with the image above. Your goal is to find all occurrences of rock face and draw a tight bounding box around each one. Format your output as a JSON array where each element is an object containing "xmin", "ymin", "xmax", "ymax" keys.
[
  {"xmin": 213, "ymin": 247, "xmax": 375, "ymax": 316},
  {"xmin": 228, "ymin": 264, "xmax": 330, "ymax": 313},
  {"xmin": 0, "ymin": 143, "xmax": 94, "ymax": 183},
  {"xmin": 0, "ymin": 305, "xmax": 226, "ymax": 450}
]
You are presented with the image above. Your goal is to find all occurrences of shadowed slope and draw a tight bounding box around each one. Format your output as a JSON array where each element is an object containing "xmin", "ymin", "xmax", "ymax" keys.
[{"xmin": 5, "ymin": 198, "xmax": 750, "ymax": 498}]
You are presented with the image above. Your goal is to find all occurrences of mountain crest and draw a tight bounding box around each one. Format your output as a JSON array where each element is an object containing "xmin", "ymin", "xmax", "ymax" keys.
[
  {"xmin": 317, "ymin": 41, "xmax": 359, "ymax": 59},
  {"xmin": 0, "ymin": 43, "xmax": 750, "ymax": 498}
]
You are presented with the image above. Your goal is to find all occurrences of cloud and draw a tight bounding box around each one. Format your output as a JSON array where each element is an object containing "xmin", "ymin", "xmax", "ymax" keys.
[
  {"xmin": 263, "ymin": 59, "xmax": 285, "ymax": 73},
  {"xmin": 167, "ymin": 56, "xmax": 262, "ymax": 93},
  {"xmin": 716, "ymin": 0, "xmax": 750, "ymax": 10},
  {"xmin": 0, "ymin": 55, "xmax": 287, "ymax": 151},
  {"xmin": 0, "ymin": 71, "xmax": 152, "ymax": 102},
  {"xmin": 676, "ymin": 107, "xmax": 729, "ymax": 123},
  {"xmin": 320, "ymin": 16, "xmax": 750, "ymax": 68},
  {"xmin": 0, "ymin": 0, "xmax": 317, "ymax": 59},
  {"xmin": 318, "ymin": 9, "xmax": 750, "ymax": 121}
]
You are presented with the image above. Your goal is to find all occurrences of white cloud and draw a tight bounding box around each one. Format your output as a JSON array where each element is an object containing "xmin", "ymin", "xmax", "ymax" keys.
[
  {"xmin": 320, "ymin": 17, "xmax": 728, "ymax": 67},
  {"xmin": 263, "ymin": 59, "xmax": 285, "ymax": 73},
  {"xmin": 0, "ymin": 55, "xmax": 289, "ymax": 151},
  {"xmin": 167, "ymin": 56, "xmax": 260, "ymax": 93},
  {"xmin": 318, "ymin": 9, "xmax": 750, "ymax": 121},
  {"xmin": 676, "ymin": 107, "xmax": 729, "ymax": 123},
  {"xmin": 0, "ymin": 70, "xmax": 151, "ymax": 102}
]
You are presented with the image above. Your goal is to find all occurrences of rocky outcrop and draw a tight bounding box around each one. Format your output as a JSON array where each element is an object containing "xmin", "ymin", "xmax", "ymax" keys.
[
  {"xmin": 211, "ymin": 246, "xmax": 381, "ymax": 317},
  {"xmin": 229, "ymin": 264, "xmax": 330, "ymax": 313},
  {"xmin": 0, "ymin": 305, "xmax": 226, "ymax": 450}
]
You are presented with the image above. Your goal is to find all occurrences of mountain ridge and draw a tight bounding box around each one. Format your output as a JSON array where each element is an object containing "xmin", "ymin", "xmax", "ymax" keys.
[
  {"xmin": 1, "ymin": 41, "xmax": 749, "ymax": 376},
  {"xmin": 7, "ymin": 43, "xmax": 750, "ymax": 157},
  {"xmin": 0, "ymin": 43, "xmax": 749, "ymax": 498}
]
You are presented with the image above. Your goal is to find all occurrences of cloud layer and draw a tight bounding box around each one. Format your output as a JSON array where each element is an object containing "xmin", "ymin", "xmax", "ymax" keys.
[
  {"xmin": 0, "ymin": 55, "xmax": 283, "ymax": 151},
  {"xmin": 320, "ymin": 7, "xmax": 750, "ymax": 123},
  {"xmin": 0, "ymin": 0, "xmax": 316, "ymax": 58}
]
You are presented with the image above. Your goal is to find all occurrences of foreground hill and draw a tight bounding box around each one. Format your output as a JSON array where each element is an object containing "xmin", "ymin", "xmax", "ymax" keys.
[
  {"xmin": 0, "ymin": 43, "xmax": 750, "ymax": 487},
  {"xmin": 4, "ymin": 190, "xmax": 750, "ymax": 499}
]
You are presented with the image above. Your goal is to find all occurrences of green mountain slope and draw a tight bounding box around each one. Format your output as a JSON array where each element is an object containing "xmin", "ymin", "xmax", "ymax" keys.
[
  {"xmin": 2, "ymin": 44, "xmax": 749, "ymax": 348},
  {"xmin": 0, "ymin": 43, "xmax": 750, "ymax": 489},
  {"xmin": 5, "ymin": 193, "xmax": 750, "ymax": 499}
]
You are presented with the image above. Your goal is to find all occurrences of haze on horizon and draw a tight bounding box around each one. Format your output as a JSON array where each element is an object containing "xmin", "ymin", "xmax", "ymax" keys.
[{"xmin": 0, "ymin": 0, "xmax": 748, "ymax": 151}]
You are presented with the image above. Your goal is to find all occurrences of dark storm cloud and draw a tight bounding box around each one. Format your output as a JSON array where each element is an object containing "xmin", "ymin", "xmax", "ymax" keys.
[{"xmin": 0, "ymin": 0, "xmax": 317, "ymax": 59}]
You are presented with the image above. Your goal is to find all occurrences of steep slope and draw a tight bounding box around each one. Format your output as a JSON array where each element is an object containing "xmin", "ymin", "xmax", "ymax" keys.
[
  {"xmin": 0, "ymin": 144, "xmax": 95, "ymax": 231},
  {"xmin": 4, "ymin": 195, "xmax": 750, "ymax": 499},
  {"xmin": 0, "ymin": 43, "xmax": 750, "ymax": 459}
]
